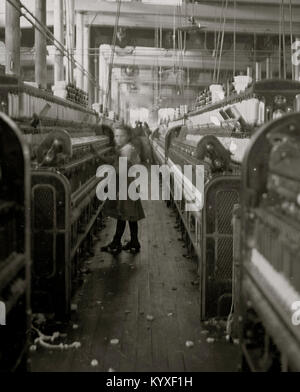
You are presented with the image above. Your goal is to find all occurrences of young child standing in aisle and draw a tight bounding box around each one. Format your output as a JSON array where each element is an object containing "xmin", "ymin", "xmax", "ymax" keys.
[{"xmin": 101, "ymin": 124, "xmax": 145, "ymax": 255}]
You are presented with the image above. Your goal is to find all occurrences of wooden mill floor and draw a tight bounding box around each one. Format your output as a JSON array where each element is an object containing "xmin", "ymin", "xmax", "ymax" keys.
[{"xmin": 30, "ymin": 199, "xmax": 239, "ymax": 372}]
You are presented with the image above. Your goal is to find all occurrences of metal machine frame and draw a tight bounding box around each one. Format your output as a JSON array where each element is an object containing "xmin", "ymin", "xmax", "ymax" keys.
[{"xmin": 0, "ymin": 113, "xmax": 31, "ymax": 372}]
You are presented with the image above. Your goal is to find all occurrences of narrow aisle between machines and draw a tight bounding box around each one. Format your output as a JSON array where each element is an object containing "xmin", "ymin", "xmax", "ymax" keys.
[{"xmin": 31, "ymin": 199, "xmax": 239, "ymax": 372}]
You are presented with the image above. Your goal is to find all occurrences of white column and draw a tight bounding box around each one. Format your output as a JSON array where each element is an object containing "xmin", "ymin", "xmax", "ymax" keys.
[
  {"xmin": 266, "ymin": 57, "xmax": 272, "ymax": 79},
  {"xmin": 255, "ymin": 62, "xmax": 262, "ymax": 81},
  {"xmin": 5, "ymin": 0, "xmax": 21, "ymax": 76},
  {"xmin": 75, "ymin": 11, "xmax": 84, "ymax": 89},
  {"xmin": 65, "ymin": 0, "xmax": 75, "ymax": 84},
  {"xmin": 99, "ymin": 45, "xmax": 106, "ymax": 106},
  {"xmin": 83, "ymin": 24, "xmax": 90, "ymax": 93},
  {"xmin": 294, "ymin": 38, "xmax": 300, "ymax": 81},
  {"xmin": 94, "ymin": 52, "xmax": 99, "ymax": 102},
  {"xmin": 125, "ymin": 101, "xmax": 130, "ymax": 124},
  {"xmin": 53, "ymin": 0, "xmax": 64, "ymax": 84},
  {"xmin": 111, "ymin": 67, "xmax": 121, "ymax": 113},
  {"xmin": 35, "ymin": 0, "xmax": 47, "ymax": 89}
]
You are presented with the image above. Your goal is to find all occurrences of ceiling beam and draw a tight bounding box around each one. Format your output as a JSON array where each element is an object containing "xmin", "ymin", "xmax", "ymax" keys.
[
  {"xmin": 114, "ymin": 77, "xmax": 210, "ymax": 88},
  {"xmin": 1, "ymin": 0, "xmax": 299, "ymax": 35},
  {"xmin": 80, "ymin": 1, "xmax": 300, "ymax": 35},
  {"xmin": 102, "ymin": 46, "xmax": 285, "ymax": 72},
  {"xmin": 200, "ymin": 0, "xmax": 300, "ymax": 5},
  {"xmin": 86, "ymin": 14, "xmax": 300, "ymax": 35}
]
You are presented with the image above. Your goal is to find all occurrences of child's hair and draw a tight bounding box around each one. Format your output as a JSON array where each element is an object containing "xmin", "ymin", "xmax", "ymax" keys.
[{"xmin": 113, "ymin": 123, "xmax": 133, "ymax": 142}]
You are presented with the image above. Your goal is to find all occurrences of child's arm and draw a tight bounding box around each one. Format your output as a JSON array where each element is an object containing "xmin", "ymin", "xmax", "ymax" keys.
[{"xmin": 91, "ymin": 144, "xmax": 116, "ymax": 165}]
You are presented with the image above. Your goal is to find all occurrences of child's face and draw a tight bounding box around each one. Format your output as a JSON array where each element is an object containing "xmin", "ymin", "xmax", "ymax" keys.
[{"xmin": 114, "ymin": 128, "xmax": 129, "ymax": 147}]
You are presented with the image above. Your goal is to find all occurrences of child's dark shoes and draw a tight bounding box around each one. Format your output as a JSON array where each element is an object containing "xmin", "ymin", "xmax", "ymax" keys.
[
  {"xmin": 122, "ymin": 241, "xmax": 141, "ymax": 254},
  {"xmin": 101, "ymin": 241, "xmax": 122, "ymax": 255}
]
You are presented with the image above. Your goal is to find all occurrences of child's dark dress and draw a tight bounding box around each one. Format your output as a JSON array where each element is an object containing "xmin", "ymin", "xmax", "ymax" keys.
[{"xmin": 103, "ymin": 142, "xmax": 145, "ymax": 221}]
